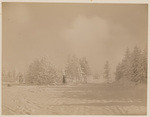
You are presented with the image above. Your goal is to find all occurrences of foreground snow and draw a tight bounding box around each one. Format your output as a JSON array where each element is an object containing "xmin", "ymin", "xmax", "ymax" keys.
[{"xmin": 2, "ymin": 84, "xmax": 147, "ymax": 115}]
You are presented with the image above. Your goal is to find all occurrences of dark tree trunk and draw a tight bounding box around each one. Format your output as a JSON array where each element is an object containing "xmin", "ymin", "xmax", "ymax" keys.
[{"xmin": 63, "ymin": 75, "xmax": 66, "ymax": 84}]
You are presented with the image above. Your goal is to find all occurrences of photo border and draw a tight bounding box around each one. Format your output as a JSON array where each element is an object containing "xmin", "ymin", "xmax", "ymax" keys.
[{"xmin": 0, "ymin": 0, "xmax": 149, "ymax": 117}]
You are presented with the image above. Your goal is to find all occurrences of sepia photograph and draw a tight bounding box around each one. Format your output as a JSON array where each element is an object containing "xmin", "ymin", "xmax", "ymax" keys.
[{"xmin": 1, "ymin": 2, "xmax": 148, "ymax": 115}]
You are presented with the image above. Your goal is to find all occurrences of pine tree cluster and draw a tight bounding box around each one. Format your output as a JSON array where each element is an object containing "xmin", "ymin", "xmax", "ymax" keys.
[{"xmin": 115, "ymin": 46, "xmax": 147, "ymax": 84}]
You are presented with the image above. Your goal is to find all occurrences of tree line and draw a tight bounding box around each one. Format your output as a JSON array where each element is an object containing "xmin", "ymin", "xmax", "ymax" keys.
[{"xmin": 2, "ymin": 46, "xmax": 147, "ymax": 85}]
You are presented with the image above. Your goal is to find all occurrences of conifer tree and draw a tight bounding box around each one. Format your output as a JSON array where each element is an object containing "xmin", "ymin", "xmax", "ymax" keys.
[
  {"xmin": 79, "ymin": 57, "xmax": 91, "ymax": 83},
  {"xmin": 103, "ymin": 61, "xmax": 110, "ymax": 83},
  {"xmin": 130, "ymin": 46, "xmax": 141, "ymax": 82}
]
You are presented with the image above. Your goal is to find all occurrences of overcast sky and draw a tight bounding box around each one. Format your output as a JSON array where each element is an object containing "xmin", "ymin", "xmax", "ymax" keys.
[{"xmin": 2, "ymin": 3, "xmax": 148, "ymax": 75}]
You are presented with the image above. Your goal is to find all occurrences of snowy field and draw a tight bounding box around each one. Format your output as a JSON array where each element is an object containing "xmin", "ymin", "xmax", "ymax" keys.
[{"xmin": 2, "ymin": 83, "xmax": 147, "ymax": 115}]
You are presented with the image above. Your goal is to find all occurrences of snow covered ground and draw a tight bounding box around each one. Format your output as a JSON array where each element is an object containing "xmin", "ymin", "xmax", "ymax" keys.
[{"xmin": 2, "ymin": 83, "xmax": 147, "ymax": 115}]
